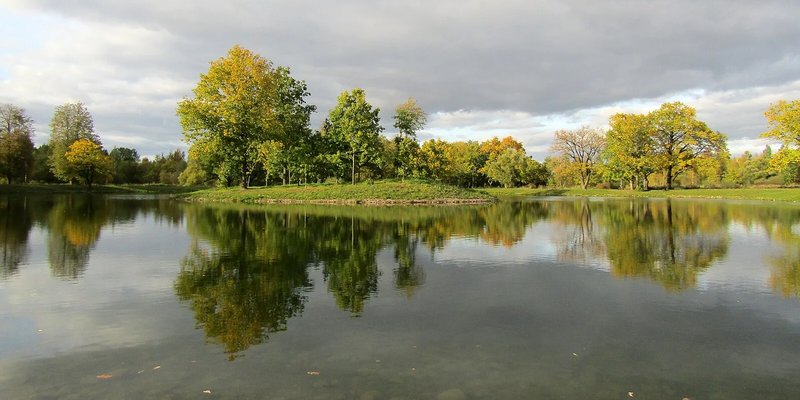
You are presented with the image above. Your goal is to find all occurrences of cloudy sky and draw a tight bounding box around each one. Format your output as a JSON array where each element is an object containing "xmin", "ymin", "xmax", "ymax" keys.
[{"xmin": 1, "ymin": 0, "xmax": 798, "ymax": 159}]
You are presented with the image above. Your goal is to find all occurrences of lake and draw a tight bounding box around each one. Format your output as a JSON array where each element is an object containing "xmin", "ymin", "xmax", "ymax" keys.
[{"xmin": 1, "ymin": 194, "xmax": 799, "ymax": 399}]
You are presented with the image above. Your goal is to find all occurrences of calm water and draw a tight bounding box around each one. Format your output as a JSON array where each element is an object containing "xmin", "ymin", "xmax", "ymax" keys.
[{"xmin": 1, "ymin": 194, "xmax": 800, "ymax": 399}]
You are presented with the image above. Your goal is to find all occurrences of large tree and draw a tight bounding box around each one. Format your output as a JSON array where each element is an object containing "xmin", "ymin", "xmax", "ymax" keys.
[
  {"xmin": 325, "ymin": 88, "xmax": 383, "ymax": 184},
  {"xmin": 648, "ymin": 102, "xmax": 727, "ymax": 190},
  {"xmin": 0, "ymin": 104, "xmax": 35, "ymax": 183},
  {"xmin": 48, "ymin": 102, "xmax": 98, "ymax": 183},
  {"xmin": 551, "ymin": 126, "xmax": 605, "ymax": 189},
  {"xmin": 761, "ymin": 99, "xmax": 800, "ymax": 183},
  {"xmin": 177, "ymin": 45, "xmax": 280, "ymax": 188}
]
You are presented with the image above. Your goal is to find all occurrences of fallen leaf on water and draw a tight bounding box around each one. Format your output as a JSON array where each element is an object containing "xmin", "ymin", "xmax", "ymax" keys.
[
  {"xmin": 137, "ymin": 370, "xmax": 144, "ymax": 374},
  {"xmin": 203, "ymin": 390, "xmax": 212, "ymax": 394},
  {"xmin": 153, "ymin": 366, "xmax": 161, "ymax": 370},
  {"xmin": 96, "ymin": 374, "xmax": 113, "ymax": 379},
  {"xmin": 628, "ymin": 392, "xmax": 634, "ymax": 397},
  {"xmin": 306, "ymin": 371, "xmax": 320, "ymax": 376}
]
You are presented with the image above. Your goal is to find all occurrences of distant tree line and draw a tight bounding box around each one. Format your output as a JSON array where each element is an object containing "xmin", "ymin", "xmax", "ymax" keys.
[
  {"xmin": 2, "ymin": 45, "xmax": 799, "ymax": 189},
  {"xmin": 0, "ymin": 102, "xmax": 187, "ymax": 186}
]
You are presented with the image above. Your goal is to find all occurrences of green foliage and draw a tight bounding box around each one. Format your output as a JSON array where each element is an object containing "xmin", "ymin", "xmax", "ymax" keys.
[
  {"xmin": 324, "ymin": 88, "xmax": 384, "ymax": 184},
  {"xmin": 762, "ymin": 100, "xmax": 800, "ymax": 184},
  {"xmin": 30, "ymin": 144, "xmax": 57, "ymax": 183},
  {"xmin": 48, "ymin": 102, "xmax": 98, "ymax": 183},
  {"xmin": 109, "ymin": 147, "xmax": 140, "ymax": 184},
  {"xmin": 177, "ymin": 45, "xmax": 279, "ymax": 188},
  {"xmin": 393, "ymin": 97, "xmax": 427, "ymax": 139},
  {"xmin": 483, "ymin": 148, "xmax": 545, "ymax": 188}
]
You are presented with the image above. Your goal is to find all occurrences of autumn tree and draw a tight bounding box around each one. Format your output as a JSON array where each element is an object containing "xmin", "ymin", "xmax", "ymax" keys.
[
  {"xmin": 551, "ymin": 126, "xmax": 605, "ymax": 189},
  {"xmin": 648, "ymin": 102, "xmax": 727, "ymax": 190},
  {"xmin": 0, "ymin": 104, "xmax": 35, "ymax": 183},
  {"xmin": 761, "ymin": 99, "xmax": 800, "ymax": 184},
  {"xmin": 325, "ymin": 88, "xmax": 383, "ymax": 184},
  {"xmin": 48, "ymin": 102, "xmax": 98, "ymax": 183},
  {"xmin": 178, "ymin": 45, "xmax": 280, "ymax": 188},
  {"xmin": 64, "ymin": 138, "xmax": 112, "ymax": 188},
  {"xmin": 605, "ymin": 113, "xmax": 657, "ymax": 190}
]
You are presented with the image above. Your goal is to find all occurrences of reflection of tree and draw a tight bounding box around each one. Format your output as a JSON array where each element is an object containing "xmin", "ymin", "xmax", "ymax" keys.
[
  {"xmin": 47, "ymin": 195, "xmax": 109, "ymax": 279},
  {"xmin": 549, "ymin": 199, "xmax": 605, "ymax": 264},
  {"xmin": 175, "ymin": 207, "xmax": 313, "ymax": 359},
  {"xmin": 604, "ymin": 200, "xmax": 728, "ymax": 290},
  {"xmin": 0, "ymin": 197, "xmax": 32, "ymax": 278},
  {"xmin": 755, "ymin": 207, "xmax": 800, "ymax": 298},
  {"xmin": 319, "ymin": 217, "xmax": 381, "ymax": 315},
  {"xmin": 392, "ymin": 226, "xmax": 424, "ymax": 297},
  {"xmin": 478, "ymin": 202, "xmax": 549, "ymax": 247}
]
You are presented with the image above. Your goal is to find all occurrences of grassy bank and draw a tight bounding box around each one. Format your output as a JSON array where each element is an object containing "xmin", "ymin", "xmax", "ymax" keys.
[
  {"xmin": 482, "ymin": 187, "xmax": 800, "ymax": 203},
  {"xmin": 0, "ymin": 183, "xmax": 199, "ymax": 195},
  {"xmin": 182, "ymin": 180, "xmax": 494, "ymax": 204}
]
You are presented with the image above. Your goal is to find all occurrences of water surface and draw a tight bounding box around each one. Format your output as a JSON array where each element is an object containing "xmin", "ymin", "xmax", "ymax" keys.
[{"xmin": 1, "ymin": 195, "xmax": 799, "ymax": 399}]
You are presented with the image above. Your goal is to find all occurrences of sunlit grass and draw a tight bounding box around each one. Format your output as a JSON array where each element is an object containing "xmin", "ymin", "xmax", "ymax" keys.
[{"xmin": 182, "ymin": 179, "xmax": 494, "ymax": 204}]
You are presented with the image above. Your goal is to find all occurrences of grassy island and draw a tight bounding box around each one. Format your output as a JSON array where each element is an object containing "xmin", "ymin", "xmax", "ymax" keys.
[{"xmin": 180, "ymin": 180, "xmax": 494, "ymax": 205}]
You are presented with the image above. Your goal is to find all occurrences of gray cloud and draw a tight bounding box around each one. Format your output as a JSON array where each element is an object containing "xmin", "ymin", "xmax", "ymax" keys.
[{"xmin": 1, "ymin": 0, "xmax": 798, "ymax": 156}]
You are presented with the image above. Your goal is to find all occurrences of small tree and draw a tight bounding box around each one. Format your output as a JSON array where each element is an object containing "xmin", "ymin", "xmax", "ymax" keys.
[
  {"xmin": 0, "ymin": 104, "xmax": 35, "ymax": 183},
  {"xmin": 325, "ymin": 88, "xmax": 383, "ymax": 184},
  {"xmin": 64, "ymin": 139, "xmax": 112, "ymax": 188}
]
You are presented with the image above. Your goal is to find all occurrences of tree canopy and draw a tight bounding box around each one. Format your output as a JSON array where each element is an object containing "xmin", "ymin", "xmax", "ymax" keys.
[
  {"xmin": 324, "ymin": 88, "xmax": 383, "ymax": 184},
  {"xmin": 48, "ymin": 102, "xmax": 98, "ymax": 183},
  {"xmin": 177, "ymin": 45, "xmax": 280, "ymax": 188}
]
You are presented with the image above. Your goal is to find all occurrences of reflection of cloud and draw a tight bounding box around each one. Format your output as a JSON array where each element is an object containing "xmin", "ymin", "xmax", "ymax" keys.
[{"xmin": 2, "ymin": 219, "xmax": 192, "ymax": 358}]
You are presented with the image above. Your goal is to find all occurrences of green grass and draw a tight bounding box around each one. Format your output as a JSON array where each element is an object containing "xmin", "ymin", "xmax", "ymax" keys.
[
  {"xmin": 182, "ymin": 179, "xmax": 494, "ymax": 204},
  {"xmin": 481, "ymin": 187, "xmax": 800, "ymax": 202},
  {"xmin": 0, "ymin": 183, "xmax": 200, "ymax": 195}
]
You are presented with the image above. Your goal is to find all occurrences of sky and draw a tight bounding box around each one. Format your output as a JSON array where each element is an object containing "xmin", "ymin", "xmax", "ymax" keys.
[{"xmin": 1, "ymin": 0, "xmax": 799, "ymax": 160}]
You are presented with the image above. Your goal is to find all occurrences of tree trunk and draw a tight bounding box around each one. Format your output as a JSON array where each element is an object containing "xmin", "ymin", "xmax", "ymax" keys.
[
  {"xmin": 665, "ymin": 166, "xmax": 673, "ymax": 190},
  {"xmin": 352, "ymin": 151, "xmax": 356, "ymax": 185}
]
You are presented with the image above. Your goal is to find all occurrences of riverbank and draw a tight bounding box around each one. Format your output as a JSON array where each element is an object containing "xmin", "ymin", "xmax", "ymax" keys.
[
  {"xmin": 181, "ymin": 180, "xmax": 495, "ymax": 205},
  {"xmin": 0, "ymin": 183, "xmax": 199, "ymax": 195},
  {"xmin": 482, "ymin": 187, "xmax": 800, "ymax": 202}
]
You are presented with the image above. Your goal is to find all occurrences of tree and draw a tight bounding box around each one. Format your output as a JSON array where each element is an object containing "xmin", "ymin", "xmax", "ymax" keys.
[
  {"xmin": 648, "ymin": 102, "xmax": 727, "ymax": 190},
  {"xmin": 605, "ymin": 113, "xmax": 657, "ymax": 190},
  {"xmin": 393, "ymin": 97, "xmax": 427, "ymax": 139},
  {"xmin": 551, "ymin": 126, "xmax": 605, "ymax": 189},
  {"xmin": 177, "ymin": 45, "xmax": 279, "ymax": 188},
  {"xmin": 109, "ymin": 147, "xmax": 140, "ymax": 184},
  {"xmin": 64, "ymin": 138, "xmax": 112, "ymax": 188},
  {"xmin": 30, "ymin": 144, "xmax": 57, "ymax": 183},
  {"xmin": 325, "ymin": 88, "xmax": 383, "ymax": 184},
  {"xmin": 48, "ymin": 102, "xmax": 98, "ymax": 183},
  {"xmin": 761, "ymin": 100, "xmax": 800, "ymax": 184},
  {"xmin": 0, "ymin": 104, "xmax": 35, "ymax": 183},
  {"xmin": 392, "ymin": 98, "xmax": 426, "ymax": 180}
]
